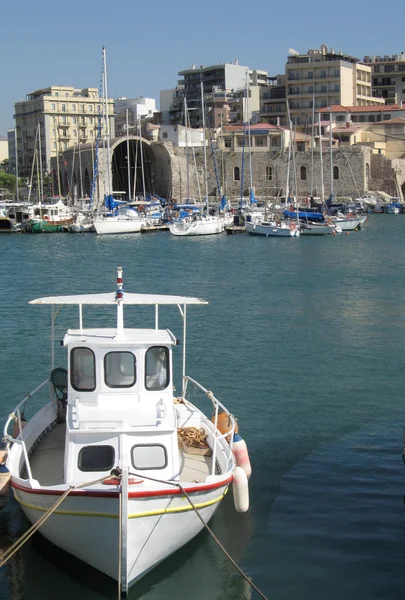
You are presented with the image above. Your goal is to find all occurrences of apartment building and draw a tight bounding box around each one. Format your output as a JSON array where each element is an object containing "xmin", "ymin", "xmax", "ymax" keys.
[
  {"xmin": 260, "ymin": 74, "xmax": 287, "ymax": 126},
  {"xmin": 14, "ymin": 86, "xmax": 115, "ymax": 178},
  {"xmin": 160, "ymin": 60, "xmax": 268, "ymax": 127},
  {"xmin": 114, "ymin": 97, "xmax": 157, "ymax": 136},
  {"xmin": 285, "ymin": 45, "xmax": 384, "ymax": 128},
  {"xmin": 363, "ymin": 53, "xmax": 405, "ymax": 104}
]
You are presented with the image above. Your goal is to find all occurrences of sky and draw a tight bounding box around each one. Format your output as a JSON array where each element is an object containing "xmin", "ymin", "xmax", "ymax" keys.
[{"xmin": 1, "ymin": 0, "xmax": 404, "ymax": 136}]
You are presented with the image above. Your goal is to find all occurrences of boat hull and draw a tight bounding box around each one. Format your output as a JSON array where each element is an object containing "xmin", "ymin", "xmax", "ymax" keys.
[
  {"xmin": 169, "ymin": 219, "xmax": 224, "ymax": 236},
  {"xmin": 12, "ymin": 478, "xmax": 230, "ymax": 588},
  {"xmin": 29, "ymin": 219, "xmax": 73, "ymax": 233},
  {"xmin": 245, "ymin": 221, "xmax": 299, "ymax": 237},
  {"xmin": 94, "ymin": 217, "xmax": 143, "ymax": 235}
]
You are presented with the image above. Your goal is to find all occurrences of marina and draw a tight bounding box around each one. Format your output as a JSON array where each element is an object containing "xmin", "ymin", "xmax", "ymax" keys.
[{"xmin": 0, "ymin": 215, "xmax": 404, "ymax": 599}]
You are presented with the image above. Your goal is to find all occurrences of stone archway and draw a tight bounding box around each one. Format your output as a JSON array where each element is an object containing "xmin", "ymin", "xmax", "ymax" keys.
[{"xmin": 110, "ymin": 137, "xmax": 173, "ymax": 200}]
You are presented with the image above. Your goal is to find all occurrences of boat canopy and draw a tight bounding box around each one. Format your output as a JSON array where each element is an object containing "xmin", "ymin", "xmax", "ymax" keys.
[{"xmin": 29, "ymin": 292, "xmax": 208, "ymax": 306}]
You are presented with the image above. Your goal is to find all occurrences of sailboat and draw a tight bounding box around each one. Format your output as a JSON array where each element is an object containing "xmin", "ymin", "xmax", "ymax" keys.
[
  {"xmin": 169, "ymin": 92, "xmax": 224, "ymax": 236},
  {"xmin": 3, "ymin": 266, "xmax": 250, "ymax": 592},
  {"xmin": 93, "ymin": 48, "xmax": 145, "ymax": 235}
]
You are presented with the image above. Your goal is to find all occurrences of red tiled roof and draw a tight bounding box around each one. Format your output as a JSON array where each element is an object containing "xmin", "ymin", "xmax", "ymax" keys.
[
  {"xmin": 223, "ymin": 123, "xmax": 282, "ymax": 131},
  {"xmin": 371, "ymin": 117, "xmax": 405, "ymax": 125},
  {"xmin": 320, "ymin": 104, "xmax": 400, "ymax": 113}
]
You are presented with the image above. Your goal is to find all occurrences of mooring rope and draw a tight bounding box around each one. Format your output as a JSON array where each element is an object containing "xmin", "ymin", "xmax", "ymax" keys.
[
  {"xmin": 129, "ymin": 471, "xmax": 269, "ymax": 600},
  {"xmin": 0, "ymin": 474, "xmax": 113, "ymax": 568}
]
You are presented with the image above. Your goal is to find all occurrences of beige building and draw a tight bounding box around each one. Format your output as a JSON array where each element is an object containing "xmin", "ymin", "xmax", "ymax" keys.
[
  {"xmin": 363, "ymin": 53, "xmax": 405, "ymax": 104},
  {"xmin": 285, "ymin": 45, "xmax": 385, "ymax": 128},
  {"xmin": 320, "ymin": 104, "xmax": 405, "ymax": 158},
  {"xmin": 14, "ymin": 85, "xmax": 115, "ymax": 178}
]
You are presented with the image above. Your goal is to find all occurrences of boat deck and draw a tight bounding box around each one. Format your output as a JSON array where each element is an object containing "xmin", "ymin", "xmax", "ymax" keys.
[
  {"xmin": 29, "ymin": 424, "xmax": 213, "ymax": 486},
  {"xmin": 30, "ymin": 423, "xmax": 65, "ymax": 486}
]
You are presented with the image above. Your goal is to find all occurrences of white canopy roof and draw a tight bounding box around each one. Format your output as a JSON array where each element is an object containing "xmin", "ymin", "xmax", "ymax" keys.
[{"xmin": 29, "ymin": 292, "xmax": 208, "ymax": 306}]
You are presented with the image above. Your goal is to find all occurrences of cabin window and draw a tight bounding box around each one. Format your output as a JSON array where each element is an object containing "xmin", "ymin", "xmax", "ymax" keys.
[
  {"xmin": 78, "ymin": 445, "xmax": 115, "ymax": 472},
  {"xmin": 145, "ymin": 346, "xmax": 169, "ymax": 390},
  {"xmin": 104, "ymin": 351, "xmax": 136, "ymax": 388},
  {"xmin": 71, "ymin": 347, "xmax": 96, "ymax": 391},
  {"xmin": 131, "ymin": 444, "xmax": 167, "ymax": 470}
]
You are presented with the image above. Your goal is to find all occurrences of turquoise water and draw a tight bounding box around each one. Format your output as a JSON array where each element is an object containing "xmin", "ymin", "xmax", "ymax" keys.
[{"xmin": 0, "ymin": 215, "xmax": 405, "ymax": 599}]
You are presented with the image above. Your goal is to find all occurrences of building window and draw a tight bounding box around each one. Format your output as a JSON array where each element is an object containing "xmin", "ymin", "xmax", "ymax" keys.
[
  {"xmin": 88, "ymin": 104, "xmax": 93, "ymax": 112},
  {"xmin": 333, "ymin": 166, "xmax": 339, "ymax": 180},
  {"xmin": 73, "ymin": 130, "xmax": 77, "ymax": 137},
  {"xmin": 224, "ymin": 138, "xmax": 232, "ymax": 148},
  {"xmin": 90, "ymin": 130, "xmax": 94, "ymax": 137},
  {"xmin": 266, "ymin": 166, "xmax": 272, "ymax": 180},
  {"xmin": 89, "ymin": 117, "xmax": 93, "ymax": 124},
  {"xmin": 63, "ymin": 141, "xmax": 68, "ymax": 150},
  {"xmin": 255, "ymin": 137, "xmax": 265, "ymax": 147},
  {"xmin": 61, "ymin": 116, "xmax": 67, "ymax": 124},
  {"xmin": 300, "ymin": 166, "xmax": 307, "ymax": 181},
  {"xmin": 51, "ymin": 103, "xmax": 56, "ymax": 110},
  {"xmin": 80, "ymin": 104, "xmax": 85, "ymax": 112},
  {"xmin": 61, "ymin": 104, "xmax": 66, "ymax": 112},
  {"xmin": 55, "ymin": 92, "xmax": 59, "ymax": 97},
  {"xmin": 72, "ymin": 104, "xmax": 77, "ymax": 111},
  {"xmin": 234, "ymin": 166, "xmax": 240, "ymax": 181},
  {"xmin": 73, "ymin": 117, "xmax": 77, "ymax": 124},
  {"xmin": 162, "ymin": 132, "xmax": 168, "ymax": 139}
]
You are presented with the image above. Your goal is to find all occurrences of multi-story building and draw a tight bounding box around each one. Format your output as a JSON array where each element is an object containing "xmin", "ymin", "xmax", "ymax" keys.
[
  {"xmin": 285, "ymin": 45, "xmax": 384, "ymax": 128},
  {"xmin": 160, "ymin": 60, "xmax": 268, "ymax": 127},
  {"xmin": 6, "ymin": 129, "xmax": 16, "ymax": 175},
  {"xmin": 363, "ymin": 53, "xmax": 405, "ymax": 104},
  {"xmin": 260, "ymin": 74, "xmax": 287, "ymax": 126},
  {"xmin": 14, "ymin": 85, "xmax": 115, "ymax": 177},
  {"xmin": 0, "ymin": 136, "xmax": 8, "ymax": 163},
  {"xmin": 114, "ymin": 97, "xmax": 157, "ymax": 136}
]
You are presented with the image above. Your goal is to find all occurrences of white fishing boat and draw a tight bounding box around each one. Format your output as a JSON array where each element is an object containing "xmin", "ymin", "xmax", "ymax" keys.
[
  {"xmin": 245, "ymin": 219, "xmax": 300, "ymax": 237},
  {"xmin": 329, "ymin": 213, "xmax": 364, "ymax": 231},
  {"xmin": 3, "ymin": 267, "xmax": 250, "ymax": 593},
  {"xmin": 169, "ymin": 213, "xmax": 224, "ymax": 236}
]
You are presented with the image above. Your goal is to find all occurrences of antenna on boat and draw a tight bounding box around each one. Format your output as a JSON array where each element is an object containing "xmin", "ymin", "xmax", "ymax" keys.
[{"xmin": 116, "ymin": 265, "xmax": 124, "ymax": 336}]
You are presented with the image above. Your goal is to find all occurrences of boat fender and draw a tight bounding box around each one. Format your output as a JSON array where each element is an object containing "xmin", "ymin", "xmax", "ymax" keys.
[
  {"xmin": 233, "ymin": 466, "xmax": 249, "ymax": 513},
  {"xmin": 232, "ymin": 432, "xmax": 252, "ymax": 479}
]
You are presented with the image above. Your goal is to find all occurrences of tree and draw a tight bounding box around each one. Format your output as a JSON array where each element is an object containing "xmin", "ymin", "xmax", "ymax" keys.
[{"xmin": 0, "ymin": 171, "xmax": 17, "ymax": 191}]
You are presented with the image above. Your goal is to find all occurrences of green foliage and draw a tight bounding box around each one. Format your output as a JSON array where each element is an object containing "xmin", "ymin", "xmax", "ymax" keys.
[{"xmin": 0, "ymin": 171, "xmax": 21, "ymax": 191}]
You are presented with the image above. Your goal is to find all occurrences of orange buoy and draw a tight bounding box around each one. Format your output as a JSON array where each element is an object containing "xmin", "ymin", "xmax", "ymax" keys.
[
  {"xmin": 232, "ymin": 432, "xmax": 252, "ymax": 479},
  {"xmin": 211, "ymin": 410, "xmax": 238, "ymax": 435},
  {"xmin": 233, "ymin": 466, "xmax": 249, "ymax": 513}
]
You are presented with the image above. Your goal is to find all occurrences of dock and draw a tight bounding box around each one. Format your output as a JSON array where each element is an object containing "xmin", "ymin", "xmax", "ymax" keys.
[
  {"xmin": 225, "ymin": 225, "xmax": 246, "ymax": 235},
  {"xmin": 141, "ymin": 224, "xmax": 170, "ymax": 233}
]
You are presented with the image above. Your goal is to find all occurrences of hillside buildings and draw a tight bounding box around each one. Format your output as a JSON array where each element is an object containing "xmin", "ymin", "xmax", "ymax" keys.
[
  {"xmin": 114, "ymin": 97, "xmax": 156, "ymax": 136},
  {"xmin": 14, "ymin": 86, "xmax": 114, "ymax": 177},
  {"xmin": 160, "ymin": 60, "xmax": 268, "ymax": 128},
  {"xmin": 364, "ymin": 53, "xmax": 405, "ymax": 105}
]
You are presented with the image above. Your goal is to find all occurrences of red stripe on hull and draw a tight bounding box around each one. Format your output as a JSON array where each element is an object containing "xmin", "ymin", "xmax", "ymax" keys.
[{"xmin": 11, "ymin": 475, "xmax": 233, "ymax": 499}]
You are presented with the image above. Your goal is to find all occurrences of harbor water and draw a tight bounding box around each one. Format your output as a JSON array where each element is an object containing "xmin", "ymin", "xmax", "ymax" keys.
[{"xmin": 0, "ymin": 214, "xmax": 405, "ymax": 599}]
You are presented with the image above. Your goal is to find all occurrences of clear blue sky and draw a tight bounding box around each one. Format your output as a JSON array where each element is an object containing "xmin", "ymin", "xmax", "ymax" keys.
[{"xmin": 1, "ymin": 0, "xmax": 404, "ymax": 136}]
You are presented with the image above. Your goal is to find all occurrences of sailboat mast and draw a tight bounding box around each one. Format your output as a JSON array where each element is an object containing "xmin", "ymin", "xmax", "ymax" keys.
[
  {"xmin": 184, "ymin": 97, "xmax": 190, "ymax": 201},
  {"xmin": 246, "ymin": 74, "xmax": 253, "ymax": 201},
  {"xmin": 201, "ymin": 81, "xmax": 209, "ymax": 210},
  {"xmin": 14, "ymin": 128, "xmax": 19, "ymax": 202},
  {"xmin": 286, "ymin": 102, "xmax": 292, "ymax": 203},
  {"xmin": 103, "ymin": 47, "xmax": 112, "ymax": 198},
  {"xmin": 126, "ymin": 108, "xmax": 131, "ymax": 200},
  {"xmin": 38, "ymin": 121, "xmax": 44, "ymax": 203},
  {"xmin": 310, "ymin": 93, "xmax": 315, "ymax": 197},
  {"xmin": 318, "ymin": 112, "xmax": 325, "ymax": 206},
  {"xmin": 329, "ymin": 111, "xmax": 333, "ymax": 199},
  {"xmin": 138, "ymin": 116, "xmax": 146, "ymax": 200}
]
